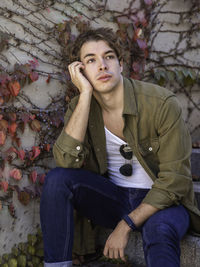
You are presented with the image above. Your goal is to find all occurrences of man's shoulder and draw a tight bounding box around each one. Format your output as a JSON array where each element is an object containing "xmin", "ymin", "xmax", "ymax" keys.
[{"xmin": 131, "ymin": 79, "xmax": 174, "ymax": 101}]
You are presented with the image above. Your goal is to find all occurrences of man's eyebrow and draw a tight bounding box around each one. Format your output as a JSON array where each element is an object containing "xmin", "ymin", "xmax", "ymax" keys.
[{"xmin": 83, "ymin": 50, "xmax": 115, "ymax": 59}]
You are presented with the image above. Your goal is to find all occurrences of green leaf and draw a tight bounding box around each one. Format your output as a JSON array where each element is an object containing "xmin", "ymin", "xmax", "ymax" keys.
[
  {"xmin": 188, "ymin": 69, "xmax": 196, "ymax": 80},
  {"xmin": 174, "ymin": 69, "xmax": 184, "ymax": 84},
  {"xmin": 182, "ymin": 68, "xmax": 189, "ymax": 77},
  {"xmin": 166, "ymin": 71, "xmax": 175, "ymax": 81}
]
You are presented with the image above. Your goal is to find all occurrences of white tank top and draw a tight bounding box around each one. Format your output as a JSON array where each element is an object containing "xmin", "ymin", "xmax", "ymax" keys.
[{"xmin": 105, "ymin": 127, "xmax": 153, "ymax": 189}]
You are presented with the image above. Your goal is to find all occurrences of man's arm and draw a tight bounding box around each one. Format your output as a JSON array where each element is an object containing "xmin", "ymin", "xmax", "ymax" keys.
[
  {"xmin": 65, "ymin": 61, "xmax": 93, "ymax": 142},
  {"xmin": 53, "ymin": 61, "xmax": 93, "ymax": 168},
  {"xmin": 103, "ymin": 203, "xmax": 159, "ymax": 260}
]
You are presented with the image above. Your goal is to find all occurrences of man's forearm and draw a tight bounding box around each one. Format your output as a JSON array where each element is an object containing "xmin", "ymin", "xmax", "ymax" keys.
[
  {"xmin": 65, "ymin": 91, "xmax": 92, "ymax": 143},
  {"xmin": 128, "ymin": 203, "xmax": 159, "ymax": 228}
]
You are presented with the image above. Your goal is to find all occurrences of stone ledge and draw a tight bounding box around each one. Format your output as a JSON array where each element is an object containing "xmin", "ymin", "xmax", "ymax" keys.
[{"xmin": 96, "ymin": 229, "xmax": 200, "ymax": 267}]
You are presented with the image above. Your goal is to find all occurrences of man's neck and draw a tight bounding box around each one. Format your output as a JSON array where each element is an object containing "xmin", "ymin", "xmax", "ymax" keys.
[{"xmin": 93, "ymin": 78, "xmax": 124, "ymax": 113}]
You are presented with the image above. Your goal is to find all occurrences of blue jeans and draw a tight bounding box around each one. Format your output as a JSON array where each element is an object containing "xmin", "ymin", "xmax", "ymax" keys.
[{"xmin": 40, "ymin": 168, "xmax": 190, "ymax": 267}]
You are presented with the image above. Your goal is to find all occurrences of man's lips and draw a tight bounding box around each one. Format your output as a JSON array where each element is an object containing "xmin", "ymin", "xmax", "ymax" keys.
[{"xmin": 97, "ymin": 74, "xmax": 112, "ymax": 81}]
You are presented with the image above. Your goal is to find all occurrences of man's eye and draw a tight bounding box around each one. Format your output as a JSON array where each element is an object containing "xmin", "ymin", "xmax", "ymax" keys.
[
  {"xmin": 106, "ymin": 55, "xmax": 114, "ymax": 60},
  {"xmin": 87, "ymin": 59, "xmax": 95, "ymax": 63}
]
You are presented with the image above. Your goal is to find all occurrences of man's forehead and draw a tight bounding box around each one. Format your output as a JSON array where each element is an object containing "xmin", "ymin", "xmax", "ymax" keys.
[{"xmin": 80, "ymin": 40, "xmax": 115, "ymax": 59}]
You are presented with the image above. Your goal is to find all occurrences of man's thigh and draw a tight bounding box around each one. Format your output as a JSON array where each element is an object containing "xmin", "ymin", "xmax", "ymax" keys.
[{"xmin": 53, "ymin": 168, "xmax": 132, "ymax": 229}]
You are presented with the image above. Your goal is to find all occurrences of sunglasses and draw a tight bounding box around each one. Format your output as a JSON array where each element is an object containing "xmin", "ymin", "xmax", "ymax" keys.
[{"xmin": 119, "ymin": 144, "xmax": 133, "ymax": 176}]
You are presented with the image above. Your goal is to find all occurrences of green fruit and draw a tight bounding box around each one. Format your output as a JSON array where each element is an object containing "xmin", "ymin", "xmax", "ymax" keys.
[
  {"xmin": 18, "ymin": 243, "xmax": 27, "ymax": 253},
  {"xmin": 27, "ymin": 245, "xmax": 35, "ymax": 255},
  {"xmin": 27, "ymin": 261, "xmax": 34, "ymax": 267},
  {"xmin": 2, "ymin": 253, "xmax": 9, "ymax": 261},
  {"xmin": 17, "ymin": 254, "xmax": 26, "ymax": 267},
  {"xmin": 37, "ymin": 228, "xmax": 42, "ymax": 237},
  {"xmin": 11, "ymin": 247, "xmax": 19, "ymax": 257},
  {"xmin": 8, "ymin": 258, "xmax": 17, "ymax": 267},
  {"xmin": 27, "ymin": 234, "xmax": 37, "ymax": 246},
  {"xmin": 32, "ymin": 256, "xmax": 40, "ymax": 265},
  {"xmin": 36, "ymin": 248, "xmax": 44, "ymax": 257}
]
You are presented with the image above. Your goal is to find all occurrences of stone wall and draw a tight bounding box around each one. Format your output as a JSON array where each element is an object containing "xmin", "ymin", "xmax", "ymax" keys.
[{"xmin": 0, "ymin": 0, "xmax": 199, "ymax": 255}]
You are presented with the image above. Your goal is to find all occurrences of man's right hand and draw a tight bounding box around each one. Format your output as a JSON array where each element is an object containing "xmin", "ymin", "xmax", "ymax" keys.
[{"xmin": 68, "ymin": 61, "xmax": 93, "ymax": 94}]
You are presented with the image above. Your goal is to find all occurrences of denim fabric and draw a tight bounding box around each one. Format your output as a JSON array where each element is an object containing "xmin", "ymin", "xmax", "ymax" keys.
[
  {"xmin": 40, "ymin": 167, "xmax": 189, "ymax": 267},
  {"xmin": 44, "ymin": 261, "xmax": 72, "ymax": 267}
]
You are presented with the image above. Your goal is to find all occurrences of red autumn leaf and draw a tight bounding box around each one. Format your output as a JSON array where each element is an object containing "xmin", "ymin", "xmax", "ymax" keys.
[
  {"xmin": 0, "ymin": 119, "xmax": 8, "ymax": 131},
  {"xmin": 30, "ymin": 146, "xmax": 41, "ymax": 160},
  {"xmin": 8, "ymin": 203, "xmax": 16, "ymax": 218},
  {"xmin": 29, "ymin": 170, "xmax": 38, "ymax": 183},
  {"xmin": 9, "ymin": 122, "xmax": 17, "ymax": 135},
  {"xmin": 0, "ymin": 97, "xmax": 3, "ymax": 105},
  {"xmin": 13, "ymin": 136, "xmax": 21, "ymax": 147},
  {"xmin": 9, "ymin": 81, "xmax": 21, "ymax": 96},
  {"xmin": 10, "ymin": 168, "xmax": 22, "ymax": 180},
  {"xmin": 28, "ymin": 58, "xmax": 39, "ymax": 69},
  {"xmin": 44, "ymin": 144, "xmax": 51, "ymax": 152},
  {"xmin": 29, "ymin": 71, "xmax": 39, "ymax": 82},
  {"xmin": 132, "ymin": 61, "xmax": 141, "ymax": 73},
  {"xmin": 38, "ymin": 173, "xmax": 45, "ymax": 184},
  {"xmin": 17, "ymin": 149, "xmax": 25, "ymax": 160},
  {"xmin": 0, "ymin": 130, "xmax": 6, "ymax": 145},
  {"xmin": 46, "ymin": 74, "xmax": 51, "ymax": 83},
  {"xmin": 8, "ymin": 112, "xmax": 17, "ymax": 122},
  {"xmin": 30, "ymin": 119, "xmax": 41, "ymax": 132},
  {"xmin": 0, "ymin": 181, "xmax": 9, "ymax": 192},
  {"xmin": 29, "ymin": 114, "xmax": 36, "ymax": 120},
  {"xmin": 18, "ymin": 191, "xmax": 31, "ymax": 205},
  {"xmin": 136, "ymin": 39, "xmax": 147, "ymax": 50}
]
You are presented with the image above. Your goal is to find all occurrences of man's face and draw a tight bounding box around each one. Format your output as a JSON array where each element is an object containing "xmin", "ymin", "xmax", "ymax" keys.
[{"xmin": 80, "ymin": 40, "xmax": 123, "ymax": 94}]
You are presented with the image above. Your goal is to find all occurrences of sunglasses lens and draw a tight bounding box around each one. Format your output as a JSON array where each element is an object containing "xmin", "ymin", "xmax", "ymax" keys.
[
  {"xmin": 119, "ymin": 164, "xmax": 132, "ymax": 176},
  {"xmin": 120, "ymin": 145, "xmax": 133, "ymax": 160}
]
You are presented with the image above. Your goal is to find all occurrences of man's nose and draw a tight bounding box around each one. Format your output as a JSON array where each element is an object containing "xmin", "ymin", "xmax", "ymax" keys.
[{"xmin": 99, "ymin": 59, "xmax": 108, "ymax": 71}]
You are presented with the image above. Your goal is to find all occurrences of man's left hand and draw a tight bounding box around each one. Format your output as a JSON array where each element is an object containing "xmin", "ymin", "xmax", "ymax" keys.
[{"xmin": 103, "ymin": 220, "xmax": 131, "ymax": 261}]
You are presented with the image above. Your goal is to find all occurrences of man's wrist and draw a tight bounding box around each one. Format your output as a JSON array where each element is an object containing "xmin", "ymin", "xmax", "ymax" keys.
[{"xmin": 122, "ymin": 214, "xmax": 137, "ymax": 231}]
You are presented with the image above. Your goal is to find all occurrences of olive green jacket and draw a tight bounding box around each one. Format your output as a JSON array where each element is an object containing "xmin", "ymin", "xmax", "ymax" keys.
[{"xmin": 53, "ymin": 77, "xmax": 200, "ymax": 234}]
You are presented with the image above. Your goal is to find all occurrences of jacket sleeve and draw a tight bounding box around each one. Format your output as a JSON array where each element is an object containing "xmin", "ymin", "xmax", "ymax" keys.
[
  {"xmin": 53, "ymin": 100, "xmax": 90, "ymax": 168},
  {"xmin": 142, "ymin": 96, "xmax": 193, "ymax": 209}
]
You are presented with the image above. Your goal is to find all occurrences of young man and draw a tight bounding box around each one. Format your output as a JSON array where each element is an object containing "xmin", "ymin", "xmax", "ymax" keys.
[{"xmin": 40, "ymin": 28, "xmax": 200, "ymax": 267}]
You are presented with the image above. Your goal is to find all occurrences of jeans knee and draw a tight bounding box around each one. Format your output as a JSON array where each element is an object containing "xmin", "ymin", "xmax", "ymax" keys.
[
  {"xmin": 143, "ymin": 222, "xmax": 178, "ymax": 245},
  {"xmin": 43, "ymin": 167, "xmax": 73, "ymax": 198}
]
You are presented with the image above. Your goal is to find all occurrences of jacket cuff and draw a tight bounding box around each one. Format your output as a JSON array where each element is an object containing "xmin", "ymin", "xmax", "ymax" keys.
[
  {"xmin": 142, "ymin": 188, "xmax": 178, "ymax": 210},
  {"xmin": 55, "ymin": 129, "xmax": 84, "ymax": 157}
]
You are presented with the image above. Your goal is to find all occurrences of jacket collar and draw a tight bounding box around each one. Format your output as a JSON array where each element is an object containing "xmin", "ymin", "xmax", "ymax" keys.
[{"xmin": 122, "ymin": 77, "xmax": 138, "ymax": 116}]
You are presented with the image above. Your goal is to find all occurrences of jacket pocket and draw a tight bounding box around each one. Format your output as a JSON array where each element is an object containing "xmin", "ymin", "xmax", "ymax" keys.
[{"xmin": 138, "ymin": 138, "xmax": 159, "ymax": 157}]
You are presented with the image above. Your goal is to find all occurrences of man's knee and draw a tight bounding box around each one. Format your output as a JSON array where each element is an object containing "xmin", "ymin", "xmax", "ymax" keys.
[
  {"xmin": 142, "ymin": 221, "xmax": 179, "ymax": 246},
  {"xmin": 42, "ymin": 167, "xmax": 76, "ymax": 198}
]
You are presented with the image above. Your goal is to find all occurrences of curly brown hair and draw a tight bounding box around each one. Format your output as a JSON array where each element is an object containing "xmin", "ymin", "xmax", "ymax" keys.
[{"xmin": 68, "ymin": 27, "xmax": 124, "ymax": 63}]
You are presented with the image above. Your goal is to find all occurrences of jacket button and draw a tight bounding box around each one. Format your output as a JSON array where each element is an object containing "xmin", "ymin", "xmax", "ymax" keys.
[
  {"xmin": 76, "ymin": 146, "xmax": 81, "ymax": 151},
  {"xmin": 149, "ymin": 147, "xmax": 153, "ymax": 151}
]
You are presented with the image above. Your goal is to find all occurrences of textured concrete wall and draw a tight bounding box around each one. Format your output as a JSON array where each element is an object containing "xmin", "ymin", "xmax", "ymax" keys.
[{"xmin": 0, "ymin": 0, "xmax": 199, "ymax": 255}]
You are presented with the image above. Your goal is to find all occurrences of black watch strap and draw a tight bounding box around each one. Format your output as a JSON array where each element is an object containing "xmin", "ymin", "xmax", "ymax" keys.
[{"xmin": 122, "ymin": 214, "xmax": 137, "ymax": 231}]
